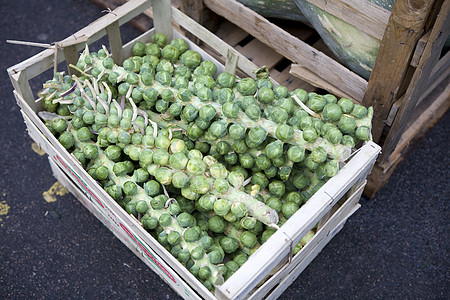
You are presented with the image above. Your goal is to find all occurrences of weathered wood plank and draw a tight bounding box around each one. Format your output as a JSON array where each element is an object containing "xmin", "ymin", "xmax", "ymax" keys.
[
  {"xmin": 362, "ymin": 0, "xmax": 437, "ymax": 143},
  {"xmin": 203, "ymin": 0, "xmax": 368, "ymax": 101},
  {"xmin": 305, "ymin": 0, "xmax": 391, "ymax": 40},
  {"xmin": 379, "ymin": 0, "xmax": 449, "ymax": 165}
]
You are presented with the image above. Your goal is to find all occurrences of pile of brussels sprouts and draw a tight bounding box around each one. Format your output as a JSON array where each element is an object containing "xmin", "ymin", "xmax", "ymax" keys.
[{"xmin": 38, "ymin": 32, "xmax": 373, "ymax": 290}]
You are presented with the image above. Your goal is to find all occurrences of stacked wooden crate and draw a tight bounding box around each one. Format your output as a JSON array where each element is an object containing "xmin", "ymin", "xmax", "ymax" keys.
[{"xmin": 178, "ymin": 0, "xmax": 449, "ymax": 198}]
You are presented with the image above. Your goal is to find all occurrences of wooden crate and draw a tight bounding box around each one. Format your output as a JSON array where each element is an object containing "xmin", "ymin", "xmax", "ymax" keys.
[
  {"xmin": 177, "ymin": 0, "xmax": 450, "ymax": 198},
  {"xmin": 7, "ymin": 0, "xmax": 381, "ymax": 298}
]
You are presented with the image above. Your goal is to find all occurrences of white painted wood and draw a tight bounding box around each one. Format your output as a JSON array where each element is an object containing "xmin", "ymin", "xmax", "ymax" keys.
[{"xmin": 153, "ymin": 0, "xmax": 173, "ymax": 41}]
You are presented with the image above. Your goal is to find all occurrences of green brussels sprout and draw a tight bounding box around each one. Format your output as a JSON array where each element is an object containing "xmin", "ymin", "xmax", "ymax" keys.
[
  {"xmin": 189, "ymin": 245, "xmax": 205, "ymax": 261},
  {"xmin": 198, "ymin": 104, "xmax": 216, "ymax": 122},
  {"xmin": 251, "ymin": 172, "xmax": 269, "ymax": 189},
  {"xmin": 338, "ymin": 97, "xmax": 354, "ymax": 113},
  {"xmin": 155, "ymin": 167, "xmax": 173, "ymax": 185},
  {"xmin": 239, "ymin": 216, "xmax": 257, "ymax": 230},
  {"xmin": 76, "ymin": 127, "xmax": 92, "ymax": 142},
  {"xmin": 181, "ymin": 50, "xmax": 202, "ymax": 69},
  {"xmin": 213, "ymin": 141, "xmax": 230, "ymax": 156},
  {"xmin": 260, "ymin": 228, "xmax": 277, "ymax": 244},
  {"xmin": 304, "ymin": 155, "xmax": 319, "ymax": 171},
  {"xmin": 282, "ymin": 202, "xmax": 299, "ymax": 219},
  {"xmin": 143, "ymin": 216, "xmax": 158, "ymax": 230},
  {"xmin": 324, "ymin": 94, "xmax": 337, "ymax": 104},
  {"xmin": 182, "ymin": 104, "xmax": 198, "ymax": 122},
  {"xmin": 112, "ymin": 161, "xmax": 128, "ymax": 177},
  {"xmin": 239, "ymin": 96, "xmax": 257, "ymax": 110},
  {"xmin": 167, "ymin": 202, "xmax": 181, "ymax": 216},
  {"xmin": 138, "ymin": 148, "xmax": 153, "ymax": 166},
  {"xmin": 155, "ymin": 99, "xmax": 169, "ymax": 113},
  {"xmin": 105, "ymin": 184, "xmax": 122, "ymax": 201},
  {"xmin": 145, "ymin": 43, "xmax": 161, "ymax": 57},
  {"xmin": 255, "ymin": 154, "xmax": 271, "ymax": 170},
  {"xmin": 257, "ymin": 86, "xmax": 275, "ymax": 104},
  {"xmin": 265, "ymin": 196, "xmax": 282, "ymax": 213},
  {"xmin": 216, "ymin": 72, "xmax": 236, "ymax": 88},
  {"xmin": 285, "ymin": 191, "xmax": 303, "ymax": 206},
  {"xmin": 169, "ymin": 152, "xmax": 188, "ymax": 170},
  {"xmin": 214, "ymin": 199, "xmax": 231, "ymax": 216},
  {"xmin": 83, "ymin": 144, "xmax": 98, "ymax": 160},
  {"xmin": 208, "ymin": 250, "xmax": 224, "ymax": 264},
  {"xmin": 200, "ymin": 60, "xmax": 217, "ymax": 76},
  {"xmin": 72, "ymin": 150, "xmax": 86, "ymax": 165},
  {"xmin": 268, "ymin": 180, "xmax": 285, "ymax": 197},
  {"xmin": 161, "ymin": 44, "xmax": 180, "ymax": 62},
  {"xmin": 122, "ymin": 181, "xmax": 138, "ymax": 196},
  {"xmin": 292, "ymin": 172, "xmax": 309, "ymax": 189},
  {"xmin": 324, "ymin": 160, "xmax": 340, "ymax": 177},
  {"xmin": 214, "ymin": 88, "xmax": 235, "ymax": 105},
  {"xmin": 133, "ymin": 168, "xmax": 149, "ymax": 183},
  {"xmin": 237, "ymin": 77, "xmax": 257, "ymax": 96},
  {"xmin": 224, "ymin": 152, "xmax": 238, "ymax": 165},
  {"xmin": 244, "ymin": 104, "xmax": 261, "ymax": 120},
  {"xmin": 275, "ymin": 124, "xmax": 294, "ymax": 142},
  {"xmin": 171, "ymin": 171, "xmax": 189, "ymax": 188},
  {"xmin": 50, "ymin": 118, "xmax": 68, "ymax": 133},
  {"xmin": 298, "ymin": 115, "xmax": 313, "ymax": 131},
  {"xmin": 338, "ymin": 116, "xmax": 357, "ymax": 134},
  {"xmin": 322, "ymin": 103, "xmax": 343, "ymax": 122},
  {"xmin": 125, "ymin": 201, "xmax": 137, "ymax": 217},
  {"xmin": 132, "ymin": 41, "xmax": 146, "ymax": 56},
  {"xmin": 246, "ymin": 127, "xmax": 267, "ymax": 146},
  {"xmin": 184, "ymin": 227, "xmax": 201, "ymax": 242},
  {"xmin": 155, "ymin": 70, "xmax": 172, "ymax": 86},
  {"xmin": 159, "ymin": 213, "xmax": 173, "ymax": 227},
  {"xmin": 326, "ymin": 127, "xmax": 343, "ymax": 145},
  {"xmin": 230, "ymin": 202, "xmax": 247, "ymax": 218},
  {"xmin": 195, "ymin": 86, "xmax": 212, "ymax": 101},
  {"xmin": 177, "ymin": 212, "xmax": 196, "ymax": 228},
  {"xmin": 240, "ymin": 231, "xmax": 257, "ymax": 248},
  {"xmin": 152, "ymin": 149, "xmax": 169, "ymax": 165},
  {"xmin": 152, "ymin": 33, "xmax": 167, "ymax": 47},
  {"xmin": 310, "ymin": 147, "xmax": 327, "ymax": 163},
  {"xmin": 308, "ymin": 95, "xmax": 327, "ymax": 112},
  {"xmin": 232, "ymin": 139, "xmax": 248, "ymax": 154},
  {"xmin": 302, "ymin": 126, "xmax": 318, "ymax": 143},
  {"xmin": 287, "ymin": 145, "xmax": 305, "ymax": 163},
  {"xmin": 143, "ymin": 87, "xmax": 159, "ymax": 103},
  {"xmin": 126, "ymin": 72, "xmax": 140, "ymax": 86},
  {"xmin": 228, "ymin": 123, "xmax": 246, "ymax": 140},
  {"xmin": 167, "ymin": 230, "xmax": 181, "ymax": 246},
  {"xmin": 186, "ymin": 157, "xmax": 207, "ymax": 176},
  {"xmin": 190, "ymin": 175, "xmax": 210, "ymax": 194},
  {"xmin": 169, "ymin": 38, "xmax": 188, "ymax": 54},
  {"xmin": 274, "ymin": 85, "xmax": 289, "ymax": 99},
  {"xmin": 186, "ymin": 123, "xmax": 203, "ymax": 140},
  {"xmin": 277, "ymin": 97, "xmax": 295, "ymax": 115},
  {"xmin": 227, "ymin": 171, "xmax": 245, "ymax": 188},
  {"xmin": 220, "ymin": 237, "xmax": 239, "ymax": 254},
  {"xmin": 222, "ymin": 102, "xmax": 240, "ymax": 119},
  {"xmin": 196, "ymin": 194, "xmax": 216, "ymax": 212},
  {"xmin": 342, "ymin": 135, "xmax": 356, "ymax": 147},
  {"xmin": 210, "ymin": 163, "xmax": 228, "ymax": 179},
  {"xmin": 239, "ymin": 153, "xmax": 255, "ymax": 169},
  {"xmin": 177, "ymin": 249, "xmax": 190, "ymax": 264},
  {"xmin": 135, "ymin": 200, "xmax": 148, "ymax": 214},
  {"xmin": 265, "ymin": 141, "xmax": 284, "ymax": 159},
  {"xmin": 208, "ymin": 120, "xmax": 228, "ymax": 138},
  {"xmin": 356, "ymin": 126, "xmax": 371, "ymax": 141}
]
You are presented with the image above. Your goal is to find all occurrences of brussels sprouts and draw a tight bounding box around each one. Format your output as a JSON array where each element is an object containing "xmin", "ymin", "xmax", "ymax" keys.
[
  {"xmin": 286, "ymin": 191, "xmax": 303, "ymax": 206},
  {"xmin": 268, "ymin": 180, "xmax": 285, "ymax": 197},
  {"xmin": 133, "ymin": 168, "xmax": 149, "ymax": 183},
  {"xmin": 154, "ymin": 167, "xmax": 173, "ymax": 185},
  {"xmin": 158, "ymin": 213, "xmax": 172, "ymax": 227},
  {"xmin": 169, "ymin": 152, "xmax": 188, "ymax": 170},
  {"xmin": 324, "ymin": 160, "xmax": 340, "ymax": 177},
  {"xmin": 155, "ymin": 70, "xmax": 172, "ymax": 86},
  {"xmin": 123, "ymin": 181, "xmax": 138, "ymax": 196},
  {"xmin": 264, "ymin": 165, "xmax": 278, "ymax": 178},
  {"xmin": 145, "ymin": 43, "xmax": 160, "ymax": 57},
  {"xmin": 138, "ymin": 148, "xmax": 153, "ymax": 166},
  {"xmin": 302, "ymin": 126, "xmax": 318, "ymax": 143},
  {"xmin": 326, "ymin": 127, "xmax": 343, "ymax": 145},
  {"xmin": 177, "ymin": 212, "xmax": 196, "ymax": 228},
  {"xmin": 322, "ymin": 103, "xmax": 343, "ymax": 122},
  {"xmin": 224, "ymin": 152, "xmax": 238, "ymax": 165},
  {"xmin": 161, "ymin": 44, "xmax": 180, "ymax": 62},
  {"xmin": 213, "ymin": 199, "xmax": 231, "ymax": 216},
  {"xmin": 251, "ymin": 172, "xmax": 269, "ymax": 189},
  {"xmin": 304, "ymin": 156, "xmax": 319, "ymax": 171},
  {"xmin": 208, "ymin": 120, "xmax": 228, "ymax": 138},
  {"xmin": 181, "ymin": 50, "xmax": 202, "ymax": 69},
  {"xmin": 246, "ymin": 127, "xmax": 267, "ymax": 146},
  {"xmin": 197, "ymin": 194, "xmax": 216, "ymax": 212},
  {"xmin": 184, "ymin": 227, "xmax": 201, "ymax": 242},
  {"xmin": 83, "ymin": 144, "xmax": 98, "ymax": 160},
  {"xmin": 239, "ymin": 153, "xmax": 255, "ymax": 169},
  {"xmin": 338, "ymin": 116, "xmax": 357, "ymax": 134},
  {"xmin": 230, "ymin": 202, "xmax": 247, "ymax": 218},
  {"xmin": 236, "ymin": 77, "xmax": 257, "ymax": 96},
  {"xmin": 265, "ymin": 196, "xmax": 282, "ymax": 213},
  {"xmin": 220, "ymin": 237, "xmax": 239, "ymax": 254},
  {"xmin": 292, "ymin": 172, "xmax": 309, "ymax": 189},
  {"xmin": 324, "ymin": 94, "xmax": 337, "ymax": 104},
  {"xmin": 196, "ymin": 86, "xmax": 213, "ymax": 102},
  {"xmin": 209, "ymin": 163, "xmax": 228, "ymax": 179},
  {"xmin": 310, "ymin": 147, "xmax": 327, "ymax": 163},
  {"xmin": 153, "ymin": 148, "xmax": 170, "ymax": 165},
  {"xmin": 214, "ymin": 88, "xmax": 235, "ymax": 104},
  {"xmin": 240, "ymin": 231, "xmax": 258, "ymax": 248},
  {"xmin": 190, "ymin": 245, "xmax": 205, "ymax": 261},
  {"xmin": 198, "ymin": 104, "xmax": 216, "ymax": 122},
  {"xmin": 255, "ymin": 154, "xmax": 271, "ymax": 170},
  {"xmin": 169, "ymin": 38, "xmax": 188, "ymax": 54},
  {"xmin": 152, "ymin": 33, "xmax": 167, "ymax": 47},
  {"xmin": 232, "ymin": 139, "xmax": 248, "ymax": 154},
  {"xmin": 282, "ymin": 202, "xmax": 299, "ymax": 219},
  {"xmin": 186, "ymin": 157, "xmax": 206, "ymax": 176},
  {"xmin": 274, "ymin": 85, "xmax": 289, "ymax": 99},
  {"xmin": 308, "ymin": 95, "xmax": 327, "ymax": 112},
  {"xmin": 222, "ymin": 102, "xmax": 240, "ymax": 119},
  {"xmin": 134, "ymin": 200, "xmax": 148, "ymax": 214},
  {"xmin": 338, "ymin": 97, "xmax": 354, "ymax": 113},
  {"xmin": 216, "ymin": 72, "xmax": 236, "ymax": 88},
  {"xmin": 190, "ymin": 175, "xmax": 210, "ymax": 194},
  {"xmin": 356, "ymin": 126, "xmax": 371, "ymax": 141},
  {"xmin": 265, "ymin": 141, "xmax": 284, "ymax": 159},
  {"xmin": 240, "ymin": 216, "xmax": 257, "ymax": 230},
  {"xmin": 342, "ymin": 135, "xmax": 356, "ymax": 147},
  {"xmin": 228, "ymin": 123, "xmax": 246, "ymax": 140},
  {"xmin": 244, "ymin": 104, "xmax": 261, "ymax": 121},
  {"xmin": 200, "ymin": 60, "xmax": 217, "ymax": 76},
  {"xmin": 171, "ymin": 171, "xmax": 189, "ymax": 188},
  {"xmin": 143, "ymin": 87, "xmax": 159, "ymax": 103},
  {"xmin": 287, "ymin": 145, "xmax": 306, "ymax": 163},
  {"xmin": 208, "ymin": 250, "xmax": 224, "ymax": 264},
  {"xmin": 275, "ymin": 124, "xmax": 294, "ymax": 142},
  {"xmin": 257, "ymin": 86, "xmax": 275, "ymax": 104}
]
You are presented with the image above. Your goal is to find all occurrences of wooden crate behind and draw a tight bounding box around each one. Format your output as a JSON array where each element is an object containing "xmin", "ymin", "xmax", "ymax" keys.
[{"xmin": 177, "ymin": 0, "xmax": 450, "ymax": 198}]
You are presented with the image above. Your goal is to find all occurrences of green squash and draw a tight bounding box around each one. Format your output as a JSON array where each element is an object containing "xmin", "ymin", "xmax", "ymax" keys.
[{"xmin": 237, "ymin": 0, "xmax": 308, "ymax": 22}]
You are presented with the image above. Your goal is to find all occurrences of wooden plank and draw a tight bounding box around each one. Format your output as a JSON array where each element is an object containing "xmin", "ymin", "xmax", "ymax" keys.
[
  {"xmin": 203, "ymin": 0, "xmax": 368, "ymax": 101},
  {"xmin": 235, "ymin": 38, "xmax": 283, "ymax": 70},
  {"xmin": 63, "ymin": 44, "xmax": 81, "ymax": 76},
  {"xmin": 214, "ymin": 21, "xmax": 249, "ymax": 47},
  {"xmin": 411, "ymin": 30, "xmax": 432, "ymax": 67},
  {"xmin": 106, "ymin": 21, "xmax": 124, "ymax": 64},
  {"xmin": 379, "ymin": 0, "xmax": 450, "ymax": 165},
  {"xmin": 271, "ymin": 67, "xmax": 316, "ymax": 92},
  {"xmin": 362, "ymin": 0, "xmax": 437, "ymax": 143},
  {"xmin": 153, "ymin": 0, "xmax": 174, "ymax": 41},
  {"xmin": 305, "ymin": 0, "xmax": 391, "ymax": 40},
  {"xmin": 10, "ymin": 71, "xmax": 37, "ymax": 112}
]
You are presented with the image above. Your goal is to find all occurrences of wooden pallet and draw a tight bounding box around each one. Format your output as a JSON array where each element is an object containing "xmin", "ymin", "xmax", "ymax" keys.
[{"xmin": 178, "ymin": 0, "xmax": 450, "ymax": 198}]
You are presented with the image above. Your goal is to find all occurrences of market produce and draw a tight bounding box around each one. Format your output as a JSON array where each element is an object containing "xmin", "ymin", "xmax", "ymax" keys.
[{"xmin": 37, "ymin": 32, "xmax": 373, "ymax": 290}]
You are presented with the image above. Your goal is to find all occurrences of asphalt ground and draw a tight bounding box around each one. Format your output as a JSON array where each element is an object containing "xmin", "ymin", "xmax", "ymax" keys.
[{"xmin": 1, "ymin": 1, "xmax": 448, "ymax": 299}]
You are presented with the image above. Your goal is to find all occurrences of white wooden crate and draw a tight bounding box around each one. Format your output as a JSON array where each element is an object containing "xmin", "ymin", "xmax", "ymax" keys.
[{"xmin": 8, "ymin": 0, "xmax": 381, "ymax": 298}]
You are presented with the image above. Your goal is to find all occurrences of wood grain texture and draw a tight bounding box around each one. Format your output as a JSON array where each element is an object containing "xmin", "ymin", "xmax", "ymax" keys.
[
  {"xmin": 305, "ymin": 0, "xmax": 391, "ymax": 39},
  {"xmin": 203, "ymin": 0, "xmax": 368, "ymax": 101},
  {"xmin": 379, "ymin": 0, "xmax": 450, "ymax": 164},
  {"xmin": 362, "ymin": 0, "xmax": 437, "ymax": 143}
]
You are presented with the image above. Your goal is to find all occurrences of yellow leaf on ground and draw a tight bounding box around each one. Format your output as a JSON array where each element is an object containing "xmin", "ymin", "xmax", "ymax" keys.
[
  {"xmin": 43, "ymin": 181, "xmax": 68, "ymax": 203},
  {"xmin": 31, "ymin": 142, "xmax": 46, "ymax": 156}
]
